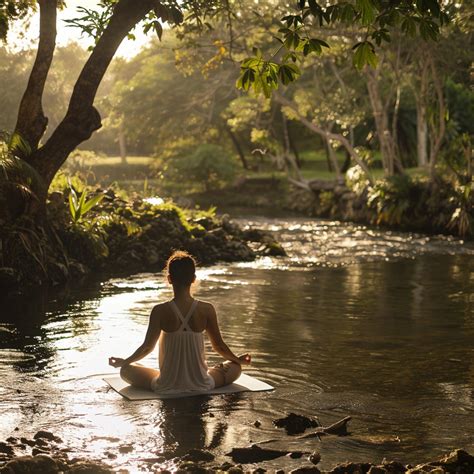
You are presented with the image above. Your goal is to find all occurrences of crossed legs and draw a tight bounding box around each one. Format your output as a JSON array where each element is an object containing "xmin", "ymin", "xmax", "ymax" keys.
[
  {"xmin": 120, "ymin": 361, "xmax": 241, "ymax": 391},
  {"xmin": 120, "ymin": 364, "xmax": 160, "ymax": 390}
]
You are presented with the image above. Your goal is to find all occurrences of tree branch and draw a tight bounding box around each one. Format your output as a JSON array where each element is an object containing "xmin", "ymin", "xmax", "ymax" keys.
[
  {"xmin": 275, "ymin": 93, "xmax": 374, "ymax": 184},
  {"xmin": 31, "ymin": 0, "xmax": 155, "ymax": 183},
  {"xmin": 14, "ymin": 0, "xmax": 57, "ymax": 151}
]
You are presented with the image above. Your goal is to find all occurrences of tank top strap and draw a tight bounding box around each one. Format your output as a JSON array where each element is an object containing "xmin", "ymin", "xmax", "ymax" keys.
[{"xmin": 169, "ymin": 299, "xmax": 198, "ymax": 332}]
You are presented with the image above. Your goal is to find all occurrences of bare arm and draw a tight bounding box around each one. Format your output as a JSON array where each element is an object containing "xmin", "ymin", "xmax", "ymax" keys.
[
  {"xmin": 109, "ymin": 306, "xmax": 161, "ymax": 367},
  {"xmin": 205, "ymin": 304, "xmax": 250, "ymax": 365}
]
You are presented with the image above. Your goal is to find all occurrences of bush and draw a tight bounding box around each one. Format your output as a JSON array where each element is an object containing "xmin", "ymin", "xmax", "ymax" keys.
[{"xmin": 164, "ymin": 143, "xmax": 237, "ymax": 191}]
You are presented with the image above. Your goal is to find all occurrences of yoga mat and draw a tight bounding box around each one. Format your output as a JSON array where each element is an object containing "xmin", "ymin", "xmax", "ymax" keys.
[{"xmin": 104, "ymin": 373, "xmax": 274, "ymax": 400}]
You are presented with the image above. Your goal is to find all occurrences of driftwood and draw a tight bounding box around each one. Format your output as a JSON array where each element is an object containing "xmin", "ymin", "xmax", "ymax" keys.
[
  {"xmin": 226, "ymin": 415, "xmax": 352, "ymax": 463},
  {"xmin": 258, "ymin": 415, "xmax": 352, "ymax": 445},
  {"xmin": 298, "ymin": 416, "xmax": 352, "ymax": 438}
]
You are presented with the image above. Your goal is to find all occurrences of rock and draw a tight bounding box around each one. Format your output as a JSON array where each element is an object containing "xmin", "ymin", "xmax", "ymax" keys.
[
  {"xmin": 0, "ymin": 268, "xmax": 20, "ymax": 292},
  {"xmin": 252, "ymin": 468, "xmax": 266, "ymax": 473},
  {"xmin": 309, "ymin": 452, "xmax": 321, "ymax": 465},
  {"xmin": 5, "ymin": 438, "xmax": 17, "ymax": 445},
  {"xmin": 182, "ymin": 449, "xmax": 215, "ymax": 462},
  {"xmin": 290, "ymin": 467, "xmax": 321, "ymax": 474},
  {"xmin": 194, "ymin": 216, "xmax": 216, "ymax": 230},
  {"xmin": 228, "ymin": 446, "xmax": 306, "ymax": 464},
  {"xmin": 220, "ymin": 461, "xmax": 234, "ymax": 470},
  {"xmin": 32, "ymin": 448, "xmax": 49, "ymax": 456},
  {"xmin": 19, "ymin": 438, "xmax": 35, "ymax": 447},
  {"xmin": 0, "ymin": 454, "xmax": 59, "ymax": 473},
  {"xmin": 69, "ymin": 261, "xmax": 89, "ymax": 277},
  {"xmin": 118, "ymin": 444, "xmax": 133, "ymax": 454},
  {"xmin": 273, "ymin": 413, "xmax": 319, "ymax": 435},
  {"xmin": 0, "ymin": 443, "xmax": 14, "ymax": 456},
  {"xmin": 381, "ymin": 460, "xmax": 406, "ymax": 473},
  {"xmin": 253, "ymin": 420, "xmax": 262, "ymax": 428},
  {"xmin": 368, "ymin": 467, "xmax": 388, "ymax": 474},
  {"xmin": 177, "ymin": 461, "xmax": 208, "ymax": 473},
  {"xmin": 67, "ymin": 461, "xmax": 113, "ymax": 473},
  {"xmin": 48, "ymin": 262, "xmax": 69, "ymax": 285},
  {"xmin": 33, "ymin": 431, "xmax": 62, "ymax": 443},
  {"xmin": 329, "ymin": 462, "xmax": 372, "ymax": 473},
  {"xmin": 438, "ymin": 449, "xmax": 474, "ymax": 471},
  {"xmin": 34, "ymin": 438, "xmax": 48, "ymax": 447}
]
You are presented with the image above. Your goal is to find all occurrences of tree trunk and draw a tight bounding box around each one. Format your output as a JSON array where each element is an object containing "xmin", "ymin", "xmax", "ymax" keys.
[
  {"xmin": 327, "ymin": 139, "xmax": 342, "ymax": 181},
  {"xmin": 28, "ymin": 0, "xmax": 155, "ymax": 189},
  {"xmin": 414, "ymin": 56, "xmax": 429, "ymax": 167},
  {"xmin": 14, "ymin": 0, "xmax": 57, "ymax": 152},
  {"xmin": 428, "ymin": 57, "xmax": 446, "ymax": 181},
  {"xmin": 366, "ymin": 68, "xmax": 400, "ymax": 176},
  {"xmin": 225, "ymin": 125, "xmax": 249, "ymax": 169},
  {"xmin": 287, "ymin": 121, "xmax": 302, "ymax": 168},
  {"xmin": 341, "ymin": 150, "xmax": 351, "ymax": 173},
  {"xmin": 416, "ymin": 102, "xmax": 428, "ymax": 166},
  {"xmin": 118, "ymin": 121, "xmax": 127, "ymax": 165}
]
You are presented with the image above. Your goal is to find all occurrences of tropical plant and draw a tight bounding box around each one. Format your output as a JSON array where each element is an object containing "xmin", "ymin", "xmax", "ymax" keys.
[
  {"xmin": 68, "ymin": 183, "xmax": 104, "ymax": 223},
  {"xmin": 0, "ymin": 133, "xmax": 45, "ymax": 221},
  {"xmin": 448, "ymin": 184, "xmax": 473, "ymax": 238}
]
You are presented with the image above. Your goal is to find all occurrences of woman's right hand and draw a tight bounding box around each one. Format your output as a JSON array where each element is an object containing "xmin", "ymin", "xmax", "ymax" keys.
[
  {"xmin": 109, "ymin": 357, "xmax": 126, "ymax": 368},
  {"xmin": 237, "ymin": 353, "xmax": 252, "ymax": 365}
]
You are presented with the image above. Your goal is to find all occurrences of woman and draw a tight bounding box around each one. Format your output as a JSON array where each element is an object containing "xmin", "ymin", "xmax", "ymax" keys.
[{"xmin": 109, "ymin": 250, "xmax": 251, "ymax": 393}]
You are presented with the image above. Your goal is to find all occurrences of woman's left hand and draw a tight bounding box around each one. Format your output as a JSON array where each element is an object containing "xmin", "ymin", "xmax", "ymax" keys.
[{"xmin": 109, "ymin": 357, "xmax": 125, "ymax": 368}]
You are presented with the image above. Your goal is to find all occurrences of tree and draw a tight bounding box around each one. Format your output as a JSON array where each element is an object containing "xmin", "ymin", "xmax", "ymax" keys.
[{"xmin": 2, "ymin": 0, "xmax": 448, "ymax": 219}]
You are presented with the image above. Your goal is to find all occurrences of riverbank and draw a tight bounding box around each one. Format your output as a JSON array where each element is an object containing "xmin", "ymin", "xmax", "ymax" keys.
[
  {"xmin": 0, "ymin": 187, "xmax": 285, "ymax": 298},
  {"xmin": 0, "ymin": 432, "xmax": 473, "ymax": 474},
  {"xmin": 185, "ymin": 174, "xmax": 473, "ymax": 240}
]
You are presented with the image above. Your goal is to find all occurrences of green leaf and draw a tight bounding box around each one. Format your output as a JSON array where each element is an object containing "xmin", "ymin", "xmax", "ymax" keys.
[
  {"xmin": 82, "ymin": 193, "xmax": 104, "ymax": 215},
  {"xmin": 353, "ymin": 42, "xmax": 378, "ymax": 70},
  {"xmin": 154, "ymin": 21, "xmax": 163, "ymax": 41}
]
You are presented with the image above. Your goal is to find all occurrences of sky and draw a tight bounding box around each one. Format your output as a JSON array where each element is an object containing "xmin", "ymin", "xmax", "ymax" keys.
[{"xmin": 8, "ymin": 0, "xmax": 151, "ymax": 58}]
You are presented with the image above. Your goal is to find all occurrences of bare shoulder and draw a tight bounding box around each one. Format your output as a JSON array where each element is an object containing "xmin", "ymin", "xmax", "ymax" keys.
[
  {"xmin": 196, "ymin": 300, "xmax": 216, "ymax": 316},
  {"xmin": 150, "ymin": 302, "xmax": 170, "ymax": 318}
]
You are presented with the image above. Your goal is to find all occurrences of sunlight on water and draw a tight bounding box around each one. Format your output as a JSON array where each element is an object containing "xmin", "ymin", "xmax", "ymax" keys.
[{"xmin": 1, "ymin": 216, "xmax": 473, "ymax": 470}]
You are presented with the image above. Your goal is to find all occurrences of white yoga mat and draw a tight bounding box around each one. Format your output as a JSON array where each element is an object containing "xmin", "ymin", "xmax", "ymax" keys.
[{"xmin": 104, "ymin": 373, "xmax": 274, "ymax": 400}]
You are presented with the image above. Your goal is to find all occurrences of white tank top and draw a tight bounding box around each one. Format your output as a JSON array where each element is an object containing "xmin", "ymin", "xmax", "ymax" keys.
[{"xmin": 150, "ymin": 299, "xmax": 215, "ymax": 393}]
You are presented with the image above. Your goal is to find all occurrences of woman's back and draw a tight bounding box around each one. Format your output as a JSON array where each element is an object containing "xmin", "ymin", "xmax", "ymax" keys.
[{"xmin": 150, "ymin": 299, "xmax": 215, "ymax": 393}]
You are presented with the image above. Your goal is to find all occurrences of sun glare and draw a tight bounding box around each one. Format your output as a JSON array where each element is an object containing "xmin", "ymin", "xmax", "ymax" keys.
[{"xmin": 7, "ymin": 0, "xmax": 151, "ymax": 58}]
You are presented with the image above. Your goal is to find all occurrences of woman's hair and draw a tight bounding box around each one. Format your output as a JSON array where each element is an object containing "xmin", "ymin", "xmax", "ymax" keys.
[{"xmin": 166, "ymin": 250, "xmax": 196, "ymax": 287}]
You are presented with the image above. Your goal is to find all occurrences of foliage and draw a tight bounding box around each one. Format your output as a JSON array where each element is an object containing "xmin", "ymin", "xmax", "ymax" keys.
[
  {"xmin": 237, "ymin": 0, "xmax": 449, "ymax": 95},
  {"xmin": 0, "ymin": 133, "xmax": 45, "ymax": 221},
  {"xmin": 448, "ymin": 183, "xmax": 473, "ymax": 238},
  {"xmin": 163, "ymin": 143, "xmax": 237, "ymax": 191},
  {"xmin": 68, "ymin": 184, "xmax": 104, "ymax": 224},
  {"xmin": 0, "ymin": 0, "xmax": 36, "ymax": 40},
  {"xmin": 346, "ymin": 164, "xmax": 371, "ymax": 195},
  {"xmin": 367, "ymin": 174, "xmax": 420, "ymax": 226}
]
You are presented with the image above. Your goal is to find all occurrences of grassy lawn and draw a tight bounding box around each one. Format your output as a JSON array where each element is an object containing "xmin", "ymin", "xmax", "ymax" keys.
[{"xmin": 62, "ymin": 151, "xmax": 429, "ymax": 198}]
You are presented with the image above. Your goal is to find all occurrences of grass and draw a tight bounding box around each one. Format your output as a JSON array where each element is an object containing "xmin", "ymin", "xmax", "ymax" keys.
[{"xmin": 61, "ymin": 151, "xmax": 430, "ymax": 199}]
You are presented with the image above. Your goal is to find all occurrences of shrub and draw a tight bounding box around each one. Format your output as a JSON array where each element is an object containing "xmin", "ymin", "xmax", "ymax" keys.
[{"xmin": 164, "ymin": 143, "xmax": 237, "ymax": 191}]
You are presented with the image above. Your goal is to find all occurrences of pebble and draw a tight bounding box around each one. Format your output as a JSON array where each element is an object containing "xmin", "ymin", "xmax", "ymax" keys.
[
  {"xmin": 309, "ymin": 452, "xmax": 321, "ymax": 465},
  {"xmin": 118, "ymin": 444, "xmax": 134, "ymax": 454},
  {"xmin": 0, "ymin": 442, "xmax": 14, "ymax": 456},
  {"xmin": 33, "ymin": 431, "xmax": 62, "ymax": 443}
]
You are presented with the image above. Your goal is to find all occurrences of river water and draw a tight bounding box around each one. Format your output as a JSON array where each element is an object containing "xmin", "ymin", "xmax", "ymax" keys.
[{"xmin": 1, "ymin": 216, "xmax": 473, "ymax": 471}]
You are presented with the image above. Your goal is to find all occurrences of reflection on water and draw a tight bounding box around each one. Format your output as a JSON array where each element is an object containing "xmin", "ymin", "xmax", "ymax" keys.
[{"xmin": 0, "ymin": 217, "xmax": 473, "ymax": 470}]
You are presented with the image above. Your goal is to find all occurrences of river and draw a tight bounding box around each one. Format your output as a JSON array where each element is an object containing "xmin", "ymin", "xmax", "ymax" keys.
[{"xmin": 1, "ymin": 216, "xmax": 473, "ymax": 471}]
